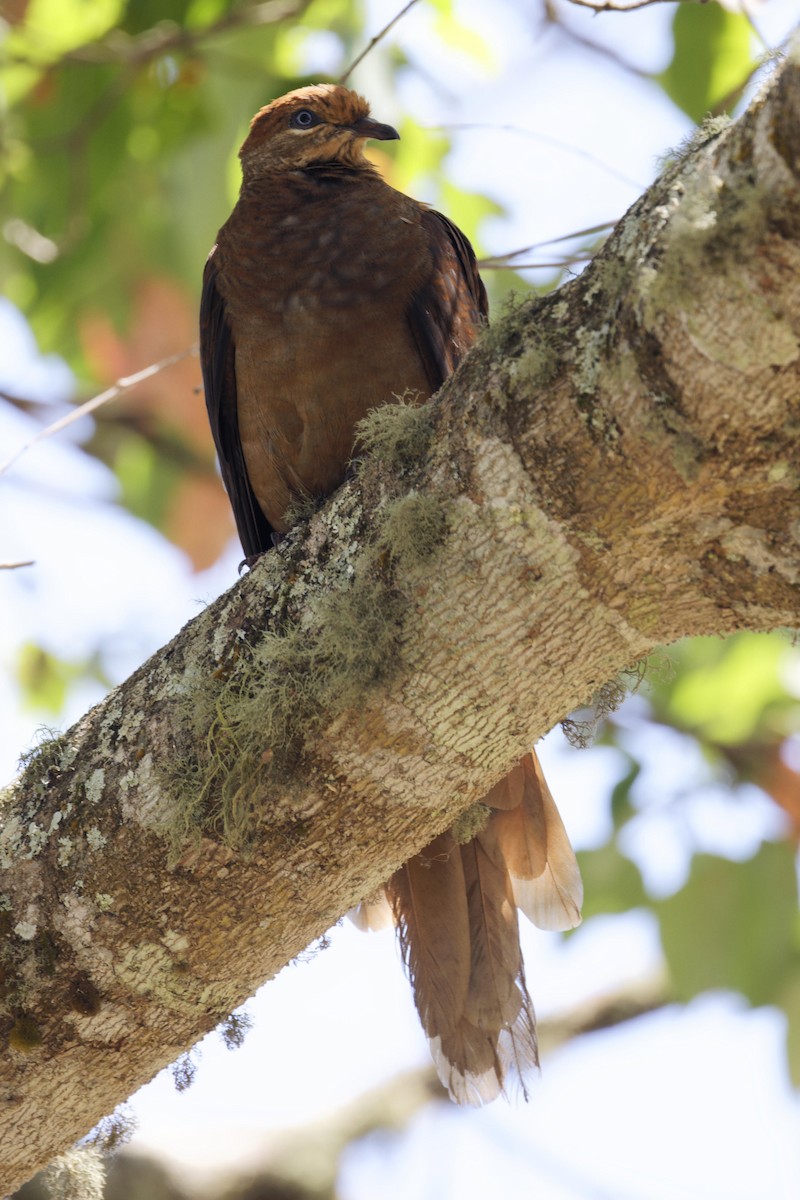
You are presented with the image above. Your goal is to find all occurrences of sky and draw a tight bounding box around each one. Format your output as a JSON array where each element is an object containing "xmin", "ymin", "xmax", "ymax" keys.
[{"xmin": 2, "ymin": 0, "xmax": 800, "ymax": 1197}]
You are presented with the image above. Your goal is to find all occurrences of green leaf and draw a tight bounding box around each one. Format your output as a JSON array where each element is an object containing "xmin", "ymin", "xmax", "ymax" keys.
[
  {"xmin": 439, "ymin": 181, "xmax": 504, "ymax": 254},
  {"xmin": 656, "ymin": 842, "xmax": 800, "ymax": 1006},
  {"xmin": 15, "ymin": 644, "xmax": 70, "ymax": 714},
  {"xmin": 114, "ymin": 434, "xmax": 180, "ymax": 531},
  {"xmin": 659, "ymin": 2, "xmax": 755, "ymax": 124},
  {"xmin": 7, "ymin": 0, "xmax": 125, "ymax": 63},
  {"xmin": 577, "ymin": 842, "xmax": 648, "ymax": 918},
  {"xmin": 777, "ymin": 971, "xmax": 800, "ymax": 1088},
  {"xmin": 14, "ymin": 643, "xmax": 109, "ymax": 714},
  {"xmin": 432, "ymin": 11, "xmax": 495, "ymax": 74},
  {"xmin": 389, "ymin": 117, "xmax": 450, "ymax": 195},
  {"xmin": 654, "ymin": 633, "xmax": 799, "ymax": 745},
  {"xmin": 610, "ymin": 758, "xmax": 640, "ymax": 829}
]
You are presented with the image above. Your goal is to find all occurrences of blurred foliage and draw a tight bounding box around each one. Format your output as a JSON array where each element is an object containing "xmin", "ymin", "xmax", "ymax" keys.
[
  {"xmin": 0, "ymin": 0, "xmax": 530, "ymax": 568},
  {"xmin": 576, "ymin": 839, "xmax": 648, "ymax": 920},
  {"xmin": 587, "ymin": 630, "xmax": 800, "ymax": 1081},
  {"xmin": 14, "ymin": 641, "xmax": 111, "ymax": 713},
  {"xmin": 657, "ymin": 843, "xmax": 798, "ymax": 1007},
  {"xmin": 660, "ymin": 2, "xmax": 756, "ymax": 123},
  {"xmin": 2, "ymin": 0, "xmax": 799, "ymax": 1108},
  {"xmin": 0, "ymin": 0, "xmax": 761, "ymax": 564}
]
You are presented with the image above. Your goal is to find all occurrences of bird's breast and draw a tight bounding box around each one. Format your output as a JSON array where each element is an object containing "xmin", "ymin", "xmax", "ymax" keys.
[{"xmin": 216, "ymin": 182, "xmax": 434, "ymax": 530}]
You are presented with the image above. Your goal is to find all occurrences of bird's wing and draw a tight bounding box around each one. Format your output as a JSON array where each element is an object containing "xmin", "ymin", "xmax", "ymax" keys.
[
  {"xmin": 407, "ymin": 209, "xmax": 489, "ymax": 391},
  {"xmin": 200, "ymin": 247, "xmax": 274, "ymax": 559}
]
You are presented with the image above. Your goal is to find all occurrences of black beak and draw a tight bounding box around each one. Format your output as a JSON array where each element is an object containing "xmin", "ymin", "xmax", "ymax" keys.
[{"xmin": 349, "ymin": 116, "xmax": 400, "ymax": 142}]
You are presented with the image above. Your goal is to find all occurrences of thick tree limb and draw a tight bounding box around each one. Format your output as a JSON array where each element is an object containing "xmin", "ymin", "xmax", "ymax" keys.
[{"xmin": 1, "ymin": 44, "xmax": 800, "ymax": 1194}]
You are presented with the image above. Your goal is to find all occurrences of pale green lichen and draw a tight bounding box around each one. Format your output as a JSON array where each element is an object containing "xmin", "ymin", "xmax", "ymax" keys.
[
  {"xmin": 86, "ymin": 826, "xmax": 107, "ymax": 851},
  {"xmin": 158, "ymin": 391, "xmax": 458, "ymax": 854},
  {"xmin": 515, "ymin": 336, "xmax": 561, "ymax": 389},
  {"xmin": 43, "ymin": 1145, "xmax": 105, "ymax": 1200},
  {"xmin": 162, "ymin": 542, "xmax": 408, "ymax": 852},
  {"xmin": 356, "ymin": 397, "xmax": 435, "ymax": 474},
  {"xmin": 451, "ymin": 802, "xmax": 491, "ymax": 844},
  {"xmin": 95, "ymin": 893, "xmax": 114, "ymax": 912},
  {"xmin": 26, "ymin": 821, "xmax": 50, "ymax": 858},
  {"xmin": 380, "ymin": 491, "xmax": 449, "ymax": 568},
  {"xmin": 656, "ymin": 114, "xmax": 732, "ymax": 173},
  {"xmin": 84, "ymin": 768, "xmax": 106, "ymax": 805},
  {"xmin": 638, "ymin": 141, "xmax": 784, "ymax": 370},
  {"xmin": 573, "ymin": 324, "xmax": 611, "ymax": 398},
  {"xmin": 14, "ymin": 920, "xmax": 37, "ymax": 940},
  {"xmin": 0, "ymin": 816, "xmax": 22, "ymax": 869}
]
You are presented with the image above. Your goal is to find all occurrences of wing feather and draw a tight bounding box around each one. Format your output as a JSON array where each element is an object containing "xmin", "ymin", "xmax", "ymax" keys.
[
  {"xmin": 406, "ymin": 209, "xmax": 488, "ymax": 391},
  {"xmin": 199, "ymin": 248, "xmax": 274, "ymax": 559}
]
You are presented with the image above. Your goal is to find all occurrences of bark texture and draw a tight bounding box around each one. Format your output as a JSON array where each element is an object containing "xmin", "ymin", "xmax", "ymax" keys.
[{"xmin": 1, "ymin": 44, "xmax": 800, "ymax": 1193}]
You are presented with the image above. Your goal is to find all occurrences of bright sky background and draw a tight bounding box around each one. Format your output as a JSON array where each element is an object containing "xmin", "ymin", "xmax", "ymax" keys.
[{"xmin": 2, "ymin": 0, "xmax": 800, "ymax": 1196}]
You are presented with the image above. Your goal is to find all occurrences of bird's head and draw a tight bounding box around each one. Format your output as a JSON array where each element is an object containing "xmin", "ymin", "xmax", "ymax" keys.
[{"xmin": 239, "ymin": 84, "xmax": 400, "ymax": 178}]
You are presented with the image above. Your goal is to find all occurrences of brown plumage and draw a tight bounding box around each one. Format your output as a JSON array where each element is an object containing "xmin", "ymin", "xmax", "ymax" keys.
[{"xmin": 200, "ymin": 83, "xmax": 582, "ymax": 1104}]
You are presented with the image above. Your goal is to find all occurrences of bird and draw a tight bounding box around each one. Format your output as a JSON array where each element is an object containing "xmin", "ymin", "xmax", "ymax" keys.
[{"xmin": 200, "ymin": 83, "xmax": 583, "ymax": 1104}]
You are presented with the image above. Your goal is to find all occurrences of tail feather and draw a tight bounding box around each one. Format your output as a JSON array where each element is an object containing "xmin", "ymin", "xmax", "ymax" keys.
[
  {"xmin": 430, "ymin": 1027, "xmax": 504, "ymax": 1105},
  {"xmin": 347, "ymin": 892, "xmax": 394, "ymax": 932},
  {"xmin": 382, "ymin": 748, "xmax": 581, "ymax": 1105},
  {"xmin": 492, "ymin": 752, "xmax": 583, "ymax": 931},
  {"xmin": 461, "ymin": 830, "xmax": 524, "ymax": 1029},
  {"xmin": 385, "ymin": 832, "xmax": 471, "ymax": 1040}
]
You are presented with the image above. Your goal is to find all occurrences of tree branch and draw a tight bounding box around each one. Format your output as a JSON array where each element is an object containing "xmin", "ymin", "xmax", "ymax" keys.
[{"xmin": 1, "ymin": 42, "xmax": 800, "ymax": 1194}]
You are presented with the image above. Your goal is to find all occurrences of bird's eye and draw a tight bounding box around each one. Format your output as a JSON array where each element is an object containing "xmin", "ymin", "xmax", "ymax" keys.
[{"xmin": 290, "ymin": 109, "xmax": 318, "ymax": 129}]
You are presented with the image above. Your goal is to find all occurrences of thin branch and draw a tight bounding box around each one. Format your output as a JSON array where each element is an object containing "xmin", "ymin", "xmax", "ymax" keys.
[
  {"xmin": 436, "ymin": 122, "xmax": 646, "ymax": 192},
  {"xmin": 546, "ymin": 0, "xmax": 662, "ymax": 72},
  {"xmin": 1, "ymin": 0, "xmax": 310, "ymax": 69},
  {"xmin": 0, "ymin": 560, "xmax": 35, "ymax": 570},
  {"xmin": 479, "ymin": 220, "xmax": 615, "ymax": 265},
  {"xmin": 562, "ymin": 0, "xmax": 678, "ymax": 11},
  {"xmin": 219, "ymin": 974, "xmax": 670, "ymax": 1196},
  {"xmin": 537, "ymin": 973, "xmax": 670, "ymax": 1053},
  {"xmin": 338, "ymin": 0, "xmax": 421, "ymax": 84},
  {"xmin": 545, "ymin": 0, "xmax": 657, "ymax": 73},
  {"xmin": 0, "ymin": 388, "xmax": 56, "ymax": 414},
  {"xmin": 0, "ymin": 346, "xmax": 197, "ymax": 478},
  {"xmin": 478, "ymin": 220, "xmax": 614, "ymax": 272},
  {"xmin": 8, "ymin": 0, "xmax": 312, "ymax": 221},
  {"xmin": 479, "ymin": 257, "xmax": 591, "ymax": 271}
]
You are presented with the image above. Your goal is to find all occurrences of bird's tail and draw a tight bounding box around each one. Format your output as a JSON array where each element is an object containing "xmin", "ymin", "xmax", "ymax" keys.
[{"xmin": 380, "ymin": 749, "xmax": 583, "ymax": 1104}]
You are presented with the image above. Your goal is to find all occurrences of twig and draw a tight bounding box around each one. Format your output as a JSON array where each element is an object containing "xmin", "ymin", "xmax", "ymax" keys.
[
  {"xmin": 544, "ymin": 1, "xmax": 653, "ymax": 76},
  {"xmin": 0, "ymin": 561, "xmax": 35, "ymax": 570},
  {"xmin": 0, "ymin": 388, "xmax": 57, "ymax": 414},
  {"xmin": 480, "ymin": 257, "xmax": 591, "ymax": 271},
  {"xmin": 437, "ymin": 123, "xmax": 645, "ymax": 192},
  {"xmin": 218, "ymin": 973, "xmax": 671, "ymax": 1198},
  {"xmin": 483, "ymin": 219, "xmax": 616, "ymax": 260},
  {"xmin": 1, "ymin": 0, "xmax": 309, "ymax": 69},
  {"xmin": 338, "ymin": 0, "xmax": 421, "ymax": 84},
  {"xmin": 563, "ymin": 0, "xmax": 677, "ymax": 11},
  {"xmin": 0, "ymin": 346, "xmax": 198, "ymax": 478},
  {"xmin": 478, "ymin": 219, "xmax": 615, "ymax": 271}
]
